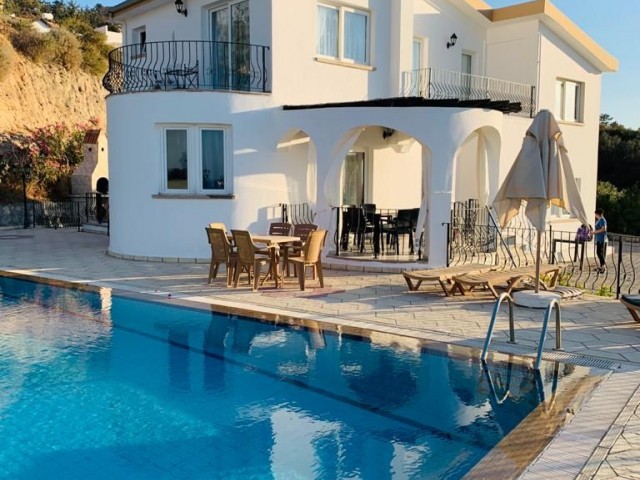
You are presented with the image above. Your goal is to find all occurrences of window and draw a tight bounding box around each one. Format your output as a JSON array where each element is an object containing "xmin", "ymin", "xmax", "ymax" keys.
[
  {"xmin": 133, "ymin": 26, "xmax": 146, "ymax": 56},
  {"xmin": 162, "ymin": 125, "xmax": 231, "ymax": 195},
  {"xmin": 555, "ymin": 79, "xmax": 584, "ymax": 123},
  {"xmin": 317, "ymin": 3, "xmax": 370, "ymax": 65}
]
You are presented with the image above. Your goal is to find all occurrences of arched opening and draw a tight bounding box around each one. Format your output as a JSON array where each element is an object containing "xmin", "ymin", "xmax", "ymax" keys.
[
  {"xmin": 324, "ymin": 125, "xmax": 431, "ymax": 260},
  {"xmin": 452, "ymin": 127, "xmax": 501, "ymax": 207},
  {"xmin": 449, "ymin": 127, "xmax": 501, "ymax": 262},
  {"xmin": 96, "ymin": 177, "xmax": 109, "ymax": 194},
  {"xmin": 275, "ymin": 129, "xmax": 318, "ymax": 224}
]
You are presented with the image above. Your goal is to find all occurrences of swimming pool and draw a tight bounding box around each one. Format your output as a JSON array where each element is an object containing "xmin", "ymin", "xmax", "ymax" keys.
[{"xmin": 0, "ymin": 275, "xmax": 593, "ymax": 479}]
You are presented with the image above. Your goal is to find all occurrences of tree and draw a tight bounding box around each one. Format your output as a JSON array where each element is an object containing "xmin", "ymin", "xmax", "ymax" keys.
[{"xmin": 0, "ymin": 119, "xmax": 98, "ymax": 201}]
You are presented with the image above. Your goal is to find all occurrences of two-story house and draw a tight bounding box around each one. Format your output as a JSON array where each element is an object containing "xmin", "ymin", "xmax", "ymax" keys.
[{"xmin": 103, "ymin": 0, "xmax": 617, "ymax": 266}]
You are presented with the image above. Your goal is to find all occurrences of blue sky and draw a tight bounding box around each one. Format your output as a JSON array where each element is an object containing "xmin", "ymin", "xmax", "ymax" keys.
[{"xmin": 79, "ymin": 0, "xmax": 639, "ymax": 128}]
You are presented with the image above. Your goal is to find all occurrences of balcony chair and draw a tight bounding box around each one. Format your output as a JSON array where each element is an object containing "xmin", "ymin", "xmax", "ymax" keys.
[
  {"xmin": 205, "ymin": 227, "xmax": 237, "ymax": 286},
  {"xmin": 284, "ymin": 223, "xmax": 318, "ymax": 276},
  {"xmin": 288, "ymin": 230, "xmax": 328, "ymax": 291},
  {"xmin": 231, "ymin": 230, "xmax": 277, "ymax": 291}
]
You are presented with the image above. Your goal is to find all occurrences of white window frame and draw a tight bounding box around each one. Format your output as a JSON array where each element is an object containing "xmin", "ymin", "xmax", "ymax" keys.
[
  {"xmin": 160, "ymin": 124, "xmax": 232, "ymax": 196},
  {"xmin": 555, "ymin": 78, "xmax": 584, "ymax": 124},
  {"xmin": 317, "ymin": 2, "xmax": 371, "ymax": 66}
]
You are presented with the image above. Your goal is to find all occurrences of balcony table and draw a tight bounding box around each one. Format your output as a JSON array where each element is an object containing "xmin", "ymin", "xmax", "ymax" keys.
[{"xmin": 165, "ymin": 65, "xmax": 199, "ymax": 90}]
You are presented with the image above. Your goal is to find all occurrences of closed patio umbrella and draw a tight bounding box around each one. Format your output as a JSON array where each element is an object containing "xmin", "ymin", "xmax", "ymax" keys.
[{"xmin": 493, "ymin": 110, "xmax": 589, "ymax": 293}]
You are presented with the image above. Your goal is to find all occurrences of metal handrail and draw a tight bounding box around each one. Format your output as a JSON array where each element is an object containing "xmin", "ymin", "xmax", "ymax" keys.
[
  {"xmin": 481, "ymin": 292, "xmax": 515, "ymax": 362},
  {"xmin": 103, "ymin": 40, "xmax": 271, "ymax": 94},
  {"xmin": 534, "ymin": 298, "xmax": 563, "ymax": 369},
  {"xmin": 401, "ymin": 67, "xmax": 536, "ymax": 117},
  {"xmin": 482, "ymin": 293, "xmax": 563, "ymax": 371}
]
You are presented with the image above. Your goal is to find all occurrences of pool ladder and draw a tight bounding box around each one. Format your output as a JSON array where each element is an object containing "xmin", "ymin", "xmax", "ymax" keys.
[{"xmin": 481, "ymin": 292, "xmax": 562, "ymax": 370}]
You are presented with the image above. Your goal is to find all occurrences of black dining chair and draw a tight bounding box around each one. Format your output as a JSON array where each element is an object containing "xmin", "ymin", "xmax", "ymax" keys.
[{"xmin": 390, "ymin": 209, "xmax": 415, "ymax": 255}]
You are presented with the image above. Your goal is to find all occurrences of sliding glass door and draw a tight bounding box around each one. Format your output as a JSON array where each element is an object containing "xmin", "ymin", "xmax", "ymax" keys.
[
  {"xmin": 342, "ymin": 152, "xmax": 366, "ymax": 206},
  {"xmin": 210, "ymin": 1, "xmax": 250, "ymax": 90}
]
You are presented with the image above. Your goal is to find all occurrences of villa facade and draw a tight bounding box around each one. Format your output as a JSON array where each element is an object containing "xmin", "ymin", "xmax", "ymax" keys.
[{"xmin": 104, "ymin": 0, "xmax": 617, "ymax": 266}]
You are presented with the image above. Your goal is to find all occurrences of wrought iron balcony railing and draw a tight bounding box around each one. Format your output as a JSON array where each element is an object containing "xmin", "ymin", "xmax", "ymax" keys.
[
  {"xmin": 402, "ymin": 68, "xmax": 536, "ymax": 118},
  {"xmin": 103, "ymin": 40, "xmax": 271, "ymax": 94}
]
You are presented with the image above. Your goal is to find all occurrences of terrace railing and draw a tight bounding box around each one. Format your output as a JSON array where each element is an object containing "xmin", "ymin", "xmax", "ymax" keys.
[
  {"xmin": 402, "ymin": 67, "xmax": 536, "ymax": 118},
  {"xmin": 446, "ymin": 202, "xmax": 640, "ymax": 298},
  {"xmin": 280, "ymin": 203, "xmax": 316, "ymax": 225},
  {"xmin": 103, "ymin": 40, "xmax": 271, "ymax": 94}
]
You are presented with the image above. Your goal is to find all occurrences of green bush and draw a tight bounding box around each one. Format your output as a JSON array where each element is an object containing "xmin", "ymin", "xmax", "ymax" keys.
[
  {"xmin": 0, "ymin": 38, "xmax": 14, "ymax": 83},
  {"xmin": 80, "ymin": 41, "xmax": 109, "ymax": 76},
  {"xmin": 50, "ymin": 28, "xmax": 82, "ymax": 70},
  {"xmin": 62, "ymin": 18, "xmax": 110, "ymax": 76},
  {"xmin": 9, "ymin": 27, "xmax": 53, "ymax": 63}
]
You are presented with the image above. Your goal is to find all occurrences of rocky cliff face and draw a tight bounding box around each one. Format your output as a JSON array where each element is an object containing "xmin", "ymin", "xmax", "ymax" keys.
[{"xmin": 0, "ymin": 55, "xmax": 107, "ymax": 133}]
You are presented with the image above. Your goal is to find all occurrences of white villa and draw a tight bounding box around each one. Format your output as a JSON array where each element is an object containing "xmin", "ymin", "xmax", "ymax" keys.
[{"xmin": 104, "ymin": 0, "xmax": 617, "ymax": 267}]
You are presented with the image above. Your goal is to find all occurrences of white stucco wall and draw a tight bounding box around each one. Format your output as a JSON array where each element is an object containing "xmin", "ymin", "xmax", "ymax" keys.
[
  {"xmin": 485, "ymin": 20, "xmax": 539, "ymax": 87},
  {"xmin": 537, "ymin": 24, "xmax": 602, "ymax": 221},
  {"xmin": 107, "ymin": 0, "xmax": 610, "ymax": 265},
  {"xmin": 414, "ymin": 0, "xmax": 487, "ymax": 76},
  {"xmin": 369, "ymin": 142, "xmax": 422, "ymax": 210}
]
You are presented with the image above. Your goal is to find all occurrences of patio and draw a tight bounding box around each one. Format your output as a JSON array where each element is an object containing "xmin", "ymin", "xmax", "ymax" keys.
[{"xmin": 1, "ymin": 228, "xmax": 639, "ymax": 479}]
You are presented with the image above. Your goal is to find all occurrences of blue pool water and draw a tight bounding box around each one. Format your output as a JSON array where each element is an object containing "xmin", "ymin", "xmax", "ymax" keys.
[{"xmin": 0, "ymin": 276, "xmax": 576, "ymax": 479}]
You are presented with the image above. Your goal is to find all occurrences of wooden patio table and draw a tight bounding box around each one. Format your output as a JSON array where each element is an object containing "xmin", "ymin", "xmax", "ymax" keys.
[{"xmin": 230, "ymin": 234, "xmax": 300, "ymax": 288}]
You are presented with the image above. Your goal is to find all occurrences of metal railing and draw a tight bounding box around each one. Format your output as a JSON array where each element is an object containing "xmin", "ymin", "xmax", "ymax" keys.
[
  {"xmin": 482, "ymin": 293, "xmax": 563, "ymax": 370},
  {"xmin": 401, "ymin": 67, "xmax": 536, "ymax": 117},
  {"xmin": 280, "ymin": 203, "xmax": 316, "ymax": 225},
  {"xmin": 446, "ymin": 201, "xmax": 640, "ymax": 298},
  {"xmin": 103, "ymin": 40, "xmax": 271, "ymax": 94},
  {"xmin": 32, "ymin": 200, "xmax": 82, "ymax": 230},
  {"xmin": 85, "ymin": 192, "xmax": 109, "ymax": 225}
]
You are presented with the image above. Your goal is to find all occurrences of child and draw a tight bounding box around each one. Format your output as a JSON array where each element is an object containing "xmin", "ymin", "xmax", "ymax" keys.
[{"xmin": 593, "ymin": 209, "xmax": 608, "ymax": 273}]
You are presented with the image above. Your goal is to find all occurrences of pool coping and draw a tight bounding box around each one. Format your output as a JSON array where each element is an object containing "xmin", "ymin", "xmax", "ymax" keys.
[{"xmin": 2, "ymin": 268, "xmax": 638, "ymax": 479}]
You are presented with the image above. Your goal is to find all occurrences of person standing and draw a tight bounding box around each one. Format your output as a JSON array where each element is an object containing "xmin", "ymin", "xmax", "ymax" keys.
[{"xmin": 593, "ymin": 208, "xmax": 608, "ymax": 273}]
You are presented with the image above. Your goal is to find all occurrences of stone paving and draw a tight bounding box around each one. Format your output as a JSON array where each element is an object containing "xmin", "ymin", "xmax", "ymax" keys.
[
  {"xmin": 1, "ymin": 228, "xmax": 639, "ymax": 479},
  {"xmin": 594, "ymin": 403, "xmax": 640, "ymax": 479}
]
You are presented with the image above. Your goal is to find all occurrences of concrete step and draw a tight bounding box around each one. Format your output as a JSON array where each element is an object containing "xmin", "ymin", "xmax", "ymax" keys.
[{"xmin": 82, "ymin": 223, "xmax": 109, "ymax": 235}]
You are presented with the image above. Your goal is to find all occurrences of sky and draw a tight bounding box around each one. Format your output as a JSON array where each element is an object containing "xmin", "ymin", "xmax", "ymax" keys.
[{"xmin": 76, "ymin": 0, "xmax": 639, "ymax": 129}]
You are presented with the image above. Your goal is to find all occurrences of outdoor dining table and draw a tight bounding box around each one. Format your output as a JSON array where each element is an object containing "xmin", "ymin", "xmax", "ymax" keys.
[{"xmin": 230, "ymin": 234, "xmax": 300, "ymax": 288}]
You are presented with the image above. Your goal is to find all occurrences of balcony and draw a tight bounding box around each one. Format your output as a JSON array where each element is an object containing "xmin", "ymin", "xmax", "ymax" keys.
[
  {"xmin": 401, "ymin": 68, "xmax": 536, "ymax": 118},
  {"xmin": 102, "ymin": 40, "xmax": 271, "ymax": 94}
]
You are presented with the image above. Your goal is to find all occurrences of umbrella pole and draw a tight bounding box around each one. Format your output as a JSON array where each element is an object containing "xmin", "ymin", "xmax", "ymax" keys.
[{"xmin": 535, "ymin": 233, "xmax": 542, "ymax": 293}]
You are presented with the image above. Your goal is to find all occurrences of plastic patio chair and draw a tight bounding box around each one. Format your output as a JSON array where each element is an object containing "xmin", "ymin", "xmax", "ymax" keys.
[
  {"xmin": 231, "ymin": 229, "xmax": 276, "ymax": 291},
  {"xmin": 288, "ymin": 230, "xmax": 327, "ymax": 291},
  {"xmin": 284, "ymin": 223, "xmax": 318, "ymax": 276},
  {"xmin": 268, "ymin": 222, "xmax": 292, "ymax": 236},
  {"xmin": 205, "ymin": 227, "xmax": 237, "ymax": 286}
]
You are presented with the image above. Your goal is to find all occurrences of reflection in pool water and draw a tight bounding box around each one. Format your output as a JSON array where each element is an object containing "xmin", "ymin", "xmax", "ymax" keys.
[{"xmin": 0, "ymin": 276, "xmax": 582, "ymax": 479}]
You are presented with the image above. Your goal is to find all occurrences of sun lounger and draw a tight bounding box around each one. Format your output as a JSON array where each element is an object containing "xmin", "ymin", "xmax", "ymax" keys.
[
  {"xmin": 451, "ymin": 264, "xmax": 561, "ymax": 299},
  {"xmin": 621, "ymin": 295, "xmax": 640, "ymax": 322},
  {"xmin": 402, "ymin": 264, "xmax": 496, "ymax": 296}
]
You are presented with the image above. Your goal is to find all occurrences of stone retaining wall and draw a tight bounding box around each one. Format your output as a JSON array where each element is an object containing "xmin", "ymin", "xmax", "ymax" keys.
[{"xmin": 0, "ymin": 203, "xmax": 32, "ymax": 227}]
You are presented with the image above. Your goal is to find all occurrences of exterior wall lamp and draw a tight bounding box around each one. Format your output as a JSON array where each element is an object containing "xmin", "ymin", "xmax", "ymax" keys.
[
  {"xmin": 175, "ymin": 0, "xmax": 188, "ymax": 17},
  {"xmin": 447, "ymin": 33, "xmax": 458, "ymax": 49}
]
